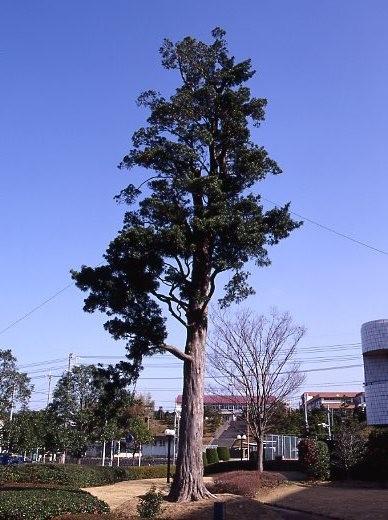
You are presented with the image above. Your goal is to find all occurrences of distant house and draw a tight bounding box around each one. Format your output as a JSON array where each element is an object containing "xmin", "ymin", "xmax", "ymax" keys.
[
  {"xmin": 301, "ymin": 391, "xmax": 365, "ymax": 411},
  {"xmin": 175, "ymin": 395, "xmax": 250, "ymax": 419},
  {"xmin": 142, "ymin": 435, "xmax": 169, "ymax": 458}
]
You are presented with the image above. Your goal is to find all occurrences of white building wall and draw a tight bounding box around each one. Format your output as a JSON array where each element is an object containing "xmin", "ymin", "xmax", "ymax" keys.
[{"xmin": 361, "ymin": 319, "xmax": 388, "ymax": 425}]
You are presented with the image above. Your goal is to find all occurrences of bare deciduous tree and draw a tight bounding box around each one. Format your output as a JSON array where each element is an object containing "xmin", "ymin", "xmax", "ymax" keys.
[{"xmin": 208, "ymin": 308, "xmax": 305, "ymax": 472}]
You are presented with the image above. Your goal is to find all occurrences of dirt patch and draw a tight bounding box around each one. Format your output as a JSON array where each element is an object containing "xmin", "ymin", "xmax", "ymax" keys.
[
  {"xmin": 85, "ymin": 477, "xmax": 283, "ymax": 519},
  {"xmin": 260, "ymin": 481, "xmax": 388, "ymax": 520},
  {"xmin": 83, "ymin": 478, "xmax": 172, "ymax": 509},
  {"xmin": 115, "ymin": 494, "xmax": 280, "ymax": 519}
]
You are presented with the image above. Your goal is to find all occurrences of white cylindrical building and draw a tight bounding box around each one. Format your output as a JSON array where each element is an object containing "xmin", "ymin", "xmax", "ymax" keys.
[{"xmin": 361, "ymin": 319, "xmax": 388, "ymax": 425}]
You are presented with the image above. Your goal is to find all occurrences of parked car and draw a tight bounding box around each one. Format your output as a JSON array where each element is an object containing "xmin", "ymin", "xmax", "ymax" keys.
[{"xmin": 0, "ymin": 453, "xmax": 26, "ymax": 465}]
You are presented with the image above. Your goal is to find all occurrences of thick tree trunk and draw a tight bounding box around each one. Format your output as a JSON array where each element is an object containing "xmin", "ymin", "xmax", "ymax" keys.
[{"xmin": 168, "ymin": 322, "xmax": 212, "ymax": 501}]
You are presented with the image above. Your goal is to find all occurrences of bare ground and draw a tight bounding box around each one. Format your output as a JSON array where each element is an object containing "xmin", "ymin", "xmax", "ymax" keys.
[
  {"xmin": 84, "ymin": 477, "xmax": 279, "ymax": 519},
  {"xmin": 85, "ymin": 476, "xmax": 337, "ymax": 519},
  {"xmin": 260, "ymin": 481, "xmax": 388, "ymax": 520}
]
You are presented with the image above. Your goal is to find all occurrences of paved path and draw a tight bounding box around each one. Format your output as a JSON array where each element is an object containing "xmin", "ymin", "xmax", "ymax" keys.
[{"xmin": 264, "ymin": 504, "xmax": 332, "ymax": 520}]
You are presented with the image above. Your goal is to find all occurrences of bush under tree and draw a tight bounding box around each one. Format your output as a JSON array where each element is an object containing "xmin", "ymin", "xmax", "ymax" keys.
[
  {"xmin": 298, "ymin": 438, "xmax": 330, "ymax": 480},
  {"xmin": 137, "ymin": 485, "xmax": 164, "ymax": 518}
]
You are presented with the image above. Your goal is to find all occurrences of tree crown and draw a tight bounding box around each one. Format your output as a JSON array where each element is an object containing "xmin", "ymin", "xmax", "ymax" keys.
[{"xmin": 72, "ymin": 28, "xmax": 301, "ymax": 372}]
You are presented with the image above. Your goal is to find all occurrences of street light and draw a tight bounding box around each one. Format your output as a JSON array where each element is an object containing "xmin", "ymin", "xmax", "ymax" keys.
[
  {"xmin": 236, "ymin": 433, "xmax": 246, "ymax": 461},
  {"xmin": 164, "ymin": 429, "xmax": 175, "ymax": 483}
]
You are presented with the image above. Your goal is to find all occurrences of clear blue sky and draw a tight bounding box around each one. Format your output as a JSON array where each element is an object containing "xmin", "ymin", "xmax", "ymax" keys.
[{"xmin": 2, "ymin": 1, "xmax": 388, "ymax": 409}]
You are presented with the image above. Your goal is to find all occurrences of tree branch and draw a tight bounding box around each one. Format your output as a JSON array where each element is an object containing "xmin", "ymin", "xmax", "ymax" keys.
[{"xmin": 150, "ymin": 344, "xmax": 193, "ymax": 362}]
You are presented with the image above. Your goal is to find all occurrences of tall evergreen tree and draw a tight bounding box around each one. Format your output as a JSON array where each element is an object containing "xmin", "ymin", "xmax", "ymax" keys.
[{"xmin": 72, "ymin": 28, "xmax": 301, "ymax": 500}]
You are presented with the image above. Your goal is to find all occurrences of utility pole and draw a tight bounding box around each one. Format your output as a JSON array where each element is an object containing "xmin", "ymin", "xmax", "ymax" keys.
[
  {"xmin": 246, "ymin": 407, "xmax": 250, "ymax": 460},
  {"xmin": 9, "ymin": 384, "xmax": 15, "ymax": 422},
  {"xmin": 68, "ymin": 353, "xmax": 73, "ymax": 373},
  {"xmin": 327, "ymin": 406, "xmax": 332, "ymax": 440},
  {"xmin": 46, "ymin": 373, "xmax": 52, "ymax": 407},
  {"xmin": 302, "ymin": 393, "xmax": 309, "ymax": 434},
  {"xmin": 62, "ymin": 353, "xmax": 73, "ymax": 465}
]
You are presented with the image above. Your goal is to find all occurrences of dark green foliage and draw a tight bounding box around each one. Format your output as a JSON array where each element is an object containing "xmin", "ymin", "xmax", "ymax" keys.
[
  {"xmin": 205, "ymin": 460, "xmax": 252, "ymax": 475},
  {"xmin": 71, "ymin": 27, "xmax": 301, "ymax": 377},
  {"xmin": 0, "ymin": 464, "xmax": 171, "ymax": 487},
  {"xmin": 0, "ymin": 488, "xmax": 109, "ymax": 520},
  {"xmin": 202, "ymin": 452, "xmax": 208, "ymax": 466},
  {"xmin": 352, "ymin": 428, "xmax": 388, "ymax": 481},
  {"xmin": 205, "ymin": 457, "xmax": 300, "ymax": 475},
  {"xmin": 216, "ymin": 446, "xmax": 230, "ymax": 461},
  {"xmin": 124, "ymin": 465, "xmax": 173, "ymax": 480},
  {"xmin": 206, "ymin": 447, "xmax": 219, "ymax": 464},
  {"xmin": 263, "ymin": 459, "xmax": 301, "ymax": 472},
  {"xmin": 268, "ymin": 405, "xmax": 305, "ymax": 436},
  {"xmin": 0, "ymin": 349, "xmax": 32, "ymax": 421},
  {"xmin": 137, "ymin": 485, "xmax": 164, "ymax": 518},
  {"xmin": 298, "ymin": 438, "xmax": 330, "ymax": 480}
]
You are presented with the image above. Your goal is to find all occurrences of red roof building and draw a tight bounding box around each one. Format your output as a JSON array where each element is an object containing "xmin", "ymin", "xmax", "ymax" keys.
[{"xmin": 301, "ymin": 391, "xmax": 365, "ymax": 411}]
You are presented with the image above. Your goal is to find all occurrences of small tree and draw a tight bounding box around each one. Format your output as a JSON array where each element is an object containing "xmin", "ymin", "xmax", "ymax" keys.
[
  {"xmin": 50, "ymin": 364, "xmax": 104, "ymax": 462},
  {"xmin": 331, "ymin": 416, "xmax": 367, "ymax": 479},
  {"xmin": 128, "ymin": 416, "xmax": 153, "ymax": 461},
  {"xmin": 208, "ymin": 308, "xmax": 305, "ymax": 472},
  {"xmin": 0, "ymin": 349, "xmax": 33, "ymax": 421}
]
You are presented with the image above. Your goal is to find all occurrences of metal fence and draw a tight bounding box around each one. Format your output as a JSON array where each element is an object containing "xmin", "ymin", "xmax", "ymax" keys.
[{"xmin": 262, "ymin": 434, "xmax": 299, "ymax": 460}]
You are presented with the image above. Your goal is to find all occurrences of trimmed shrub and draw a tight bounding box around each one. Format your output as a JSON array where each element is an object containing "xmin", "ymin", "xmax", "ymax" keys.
[
  {"xmin": 202, "ymin": 452, "xmax": 208, "ymax": 467},
  {"xmin": 0, "ymin": 464, "xmax": 171, "ymax": 488},
  {"xmin": 205, "ymin": 459, "xmax": 252, "ymax": 475},
  {"xmin": 124, "ymin": 465, "xmax": 172, "ymax": 481},
  {"xmin": 0, "ymin": 488, "xmax": 109, "ymax": 520},
  {"xmin": 206, "ymin": 448, "xmax": 219, "ymax": 465},
  {"xmin": 217, "ymin": 446, "xmax": 230, "ymax": 461},
  {"xmin": 264, "ymin": 459, "xmax": 301, "ymax": 472},
  {"xmin": 137, "ymin": 485, "xmax": 164, "ymax": 518},
  {"xmin": 212, "ymin": 471, "xmax": 285, "ymax": 498},
  {"xmin": 298, "ymin": 438, "xmax": 330, "ymax": 480}
]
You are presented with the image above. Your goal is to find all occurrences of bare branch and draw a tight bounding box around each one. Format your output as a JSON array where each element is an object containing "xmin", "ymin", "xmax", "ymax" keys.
[
  {"xmin": 150, "ymin": 343, "xmax": 193, "ymax": 362},
  {"xmin": 207, "ymin": 307, "xmax": 306, "ymax": 468}
]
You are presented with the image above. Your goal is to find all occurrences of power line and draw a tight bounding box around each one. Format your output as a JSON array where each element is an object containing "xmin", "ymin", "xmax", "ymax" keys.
[
  {"xmin": 0, "ymin": 284, "xmax": 73, "ymax": 336},
  {"xmin": 0, "ymin": 198, "xmax": 386, "ymax": 339},
  {"xmin": 18, "ymin": 357, "xmax": 68, "ymax": 369},
  {"xmin": 263, "ymin": 197, "xmax": 388, "ymax": 256}
]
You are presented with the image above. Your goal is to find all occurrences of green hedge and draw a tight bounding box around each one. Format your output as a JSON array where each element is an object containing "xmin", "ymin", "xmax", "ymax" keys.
[
  {"xmin": 217, "ymin": 446, "xmax": 230, "ymax": 461},
  {"xmin": 0, "ymin": 488, "xmax": 109, "ymax": 520},
  {"xmin": 206, "ymin": 448, "xmax": 219, "ymax": 465},
  {"xmin": 202, "ymin": 452, "xmax": 208, "ymax": 467},
  {"xmin": 124, "ymin": 465, "xmax": 172, "ymax": 480},
  {"xmin": 204, "ymin": 460, "xmax": 252, "ymax": 475},
  {"xmin": 0, "ymin": 464, "xmax": 171, "ymax": 488}
]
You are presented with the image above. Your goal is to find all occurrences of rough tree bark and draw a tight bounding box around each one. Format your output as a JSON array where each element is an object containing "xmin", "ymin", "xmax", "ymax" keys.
[
  {"xmin": 169, "ymin": 240, "xmax": 213, "ymax": 501},
  {"xmin": 169, "ymin": 322, "xmax": 212, "ymax": 501}
]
